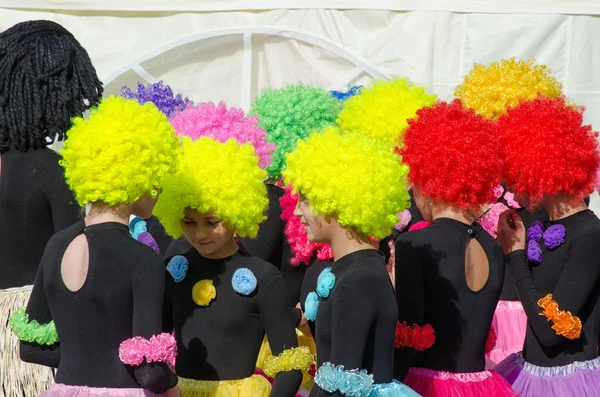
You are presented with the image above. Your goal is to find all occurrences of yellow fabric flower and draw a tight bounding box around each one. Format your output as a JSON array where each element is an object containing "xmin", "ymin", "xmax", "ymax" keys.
[
  {"xmin": 192, "ymin": 280, "xmax": 216, "ymax": 306},
  {"xmin": 263, "ymin": 346, "xmax": 315, "ymax": 378}
]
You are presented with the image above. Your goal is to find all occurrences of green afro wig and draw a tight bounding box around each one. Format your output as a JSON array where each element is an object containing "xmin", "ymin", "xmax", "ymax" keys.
[
  {"xmin": 283, "ymin": 126, "xmax": 410, "ymax": 239},
  {"xmin": 60, "ymin": 95, "xmax": 181, "ymax": 206},
  {"xmin": 250, "ymin": 83, "xmax": 341, "ymax": 180},
  {"xmin": 154, "ymin": 137, "xmax": 268, "ymax": 238}
]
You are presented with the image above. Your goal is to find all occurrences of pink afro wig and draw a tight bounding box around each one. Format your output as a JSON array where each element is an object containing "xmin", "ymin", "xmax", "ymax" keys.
[
  {"xmin": 169, "ymin": 101, "xmax": 275, "ymax": 169},
  {"xmin": 280, "ymin": 186, "xmax": 332, "ymax": 266},
  {"xmin": 498, "ymin": 96, "xmax": 599, "ymax": 203},
  {"xmin": 398, "ymin": 99, "xmax": 502, "ymax": 209}
]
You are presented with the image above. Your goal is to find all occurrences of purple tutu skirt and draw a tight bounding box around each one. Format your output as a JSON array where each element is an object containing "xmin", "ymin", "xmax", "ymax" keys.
[
  {"xmin": 495, "ymin": 352, "xmax": 600, "ymax": 397},
  {"xmin": 41, "ymin": 384, "xmax": 160, "ymax": 397}
]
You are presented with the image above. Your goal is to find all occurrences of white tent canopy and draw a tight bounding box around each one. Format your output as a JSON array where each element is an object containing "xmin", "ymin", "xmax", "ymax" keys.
[{"xmin": 2, "ymin": 2, "xmax": 600, "ymax": 209}]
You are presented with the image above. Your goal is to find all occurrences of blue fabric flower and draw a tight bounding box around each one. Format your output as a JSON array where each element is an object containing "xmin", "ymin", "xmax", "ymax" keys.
[
  {"xmin": 368, "ymin": 380, "xmax": 421, "ymax": 397},
  {"xmin": 305, "ymin": 292, "xmax": 320, "ymax": 321},
  {"xmin": 315, "ymin": 362, "xmax": 374, "ymax": 397},
  {"xmin": 129, "ymin": 217, "xmax": 147, "ymax": 240},
  {"xmin": 166, "ymin": 255, "xmax": 189, "ymax": 282},
  {"xmin": 316, "ymin": 267, "xmax": 336, "ymax": 298},
  {"xmin": 232, "ymin": 268, "xmax": 257, "ymax": 296}
]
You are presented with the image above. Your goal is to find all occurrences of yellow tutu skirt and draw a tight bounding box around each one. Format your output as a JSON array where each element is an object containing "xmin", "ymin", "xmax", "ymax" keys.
[
  {"xmin": 255, "ymin": 329, "xmax": 316, "ymax": 392},
  {"xmin": 178, "ymin": 375, "xmax": 271, "ymax": 397}
]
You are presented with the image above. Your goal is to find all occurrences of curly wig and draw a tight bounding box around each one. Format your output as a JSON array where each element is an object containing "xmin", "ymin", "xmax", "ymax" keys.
[
  {"xmin": 398, "ymin": 99, "xmax": 502, "ymax": 209},
  {"xmin": 249, "ymin": 83, "xmax": 341, "ymax": 180},
  {"xmin": 337, "ymin": 77, "xmax": 437, "ymax": 145},
  {"xmin": 497, "ymin": 96, "xmax": 599, "ymax": 203},
  {"xmin": 280, "ymin": 187, "xmax": 332, "ymax": 266},
  {"xmin": 455, "ymin": 58, "xmax": 562, "ymax": 120},
  {"xmin": 0, "ymin": 20, "xmax": 103, "ymax": 153},
  {"xmin": 169, "ymin": 101, "xmax": 275, "ymax": 169},
  {"xmin": 330, "ymin": 86, "xmax": 362, "ymax": 101},
  {"xmin": 60, "ymin": 96, "xmax": 181, "ymax": 206},
  {"xmin": 283, "ymin": 126, "xmax": 410, "ymax": 239},
  {"xmin": 120, "ymin": 81, "xmax": 190, "ymax": 118},
  {"xmin": 154, "ymin": 137, "xmax": 268, "ymax": 238}
]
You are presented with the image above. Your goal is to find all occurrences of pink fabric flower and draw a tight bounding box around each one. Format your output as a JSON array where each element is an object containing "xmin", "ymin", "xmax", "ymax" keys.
[
  {"xmin": 493, "ymin": 185, "xmax": 504, "ymax": 200},
  {"xmin": 395, "ymin": 210, "xmax": 412, "ymax": 232},
  {"xmin": 478, "ymin": 202, "xmax": 509, "ymax": 238},
  {"xmin": 504, "ymin": 191, "xmax": 522, "ymax": 209},
  {"xmin": 119, "ymin": 333, "xmax": 177, "ymax": 367},
  {"xmin": 119, "ymin": 337, "xmax": 150, "ymax": 366}
]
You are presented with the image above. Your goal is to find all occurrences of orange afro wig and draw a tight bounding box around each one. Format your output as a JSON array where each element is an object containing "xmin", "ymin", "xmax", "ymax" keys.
[
  {"xmin": 398, "ymin": 99, "xmax": 502, "ymax": 209},
  {"xmin": 498, "ymin": 96, "xmax": 599, "ymax": 203}
]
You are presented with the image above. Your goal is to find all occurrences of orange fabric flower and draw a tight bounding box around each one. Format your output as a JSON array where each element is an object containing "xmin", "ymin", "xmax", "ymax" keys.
[{"xmin": 538, "ymin": 294, "xmax": 582, "ymax": 340}]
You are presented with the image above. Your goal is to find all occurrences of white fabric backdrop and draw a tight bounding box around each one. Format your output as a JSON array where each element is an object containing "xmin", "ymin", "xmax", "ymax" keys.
[
  {"xmin": 2, "ymin": 6, "xmax": 599, "ymax": 210},
  {"xmin": 5, "ymin": 0, "xmax": 600, "ymax": 14}
]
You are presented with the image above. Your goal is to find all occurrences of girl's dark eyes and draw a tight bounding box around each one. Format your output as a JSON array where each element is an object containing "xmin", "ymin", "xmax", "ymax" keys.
[
  {"xmin": 182, "ymin": 219, "xmax": 195, "ymax": 225},
  {"xmin": 206, "ymin": 220, "xmax": 221, "ymax": 226}
]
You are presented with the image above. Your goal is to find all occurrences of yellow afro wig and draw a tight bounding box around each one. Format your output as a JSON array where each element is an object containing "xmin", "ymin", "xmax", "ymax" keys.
[
  {"xmin": 153, "ymin": 137, "xmax": 268, "ymax": 238},
  {"xmin": 455, "ymin": 57, "xmax": 563, "ymax": 119},
  {"xmin": 60, "ymin": 95, "xmax": 181, "ymax": 206},
  {"xmin": 283, "ymin": 126, "xmax": 410, "ymax": 239},
  {"xmin": 337, "ymin": 77, "xmax": 437, "ymax": 145}
]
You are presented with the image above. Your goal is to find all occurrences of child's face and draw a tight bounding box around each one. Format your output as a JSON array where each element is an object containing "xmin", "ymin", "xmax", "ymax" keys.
[
  {"xmin": 293, "ymin": 193, "xmax": 330, "ymax": 243},
  {"xmin": 181, "ymin": 208, "xmax": 237, "ymax": 259}
]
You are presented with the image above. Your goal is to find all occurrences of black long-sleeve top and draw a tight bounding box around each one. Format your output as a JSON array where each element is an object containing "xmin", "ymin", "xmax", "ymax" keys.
[
  {"xmin": 164, "ymin": 185, "xmax": 306, "ymax": 306},
  {"xmin": 309, "ymin": 250, "xmax": 398, "ymax": 397},
  {"xmin": 394, "ymin": 219, "xmax": 504, "ymax": 379},
  {"xmin": 0, "ymin": 148, "xmax": 80, "ymax": 289},
  {"xmin": 163, "ymin": 249, "xmax": 302, "ymax": 397},
  {"xmin": 21, "ymin": 221, "xmax": 176, "ymax": 393},
  {"xmin": 507, "ymin": 209, "xmax": 600, "ymax": 367}
]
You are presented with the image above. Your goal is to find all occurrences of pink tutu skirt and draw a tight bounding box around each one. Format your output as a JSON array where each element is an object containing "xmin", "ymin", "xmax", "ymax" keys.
[
  {"xmin": 495, "ymin": 352, "xmax": 600, "ymax": 397},
  {"xmin": 403, "ymin": 367, "xmax": 519, "ymax": 397},
  {"xmin": 487, "ymin": 300, "xmax": 527, "ymax": 365},
  {"xmin": 41, "ymin": 384, "xmax": 160, "ymax": 397}
]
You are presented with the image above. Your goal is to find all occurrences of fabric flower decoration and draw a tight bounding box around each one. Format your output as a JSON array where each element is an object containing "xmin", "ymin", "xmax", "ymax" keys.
[
  {"xmin": 478, "ymin": 202, "xmax": 509, "ymax": 238},
  {"xmin": 395, "ymin": 321, "xmax": 435, "ymax": 351},
  {"xmin": 138, "ymin": 232, "xmax": 159, "ymax": 252},
  {"xmin": 129, "ymin": 217, "xmax": 147, "ymax": 240},
  {"xmin": 232, "ymin": 268, "xmax": 257, "ymax": 296},
  {"xmin": 395, "ymin": 210, "xmax": 412, "ymax": 232},
  {"xmin": 305, "ymin": 292, "xmax": 319, "ymax": 321},
  {"xmin": 409, "ymin": 221, "xmax": 430, "ymax": 231},
  {"xmin": 544, "ymin": 224, "xmax": 566, "ymax": 249},
  {"xmin": 485, "ymin": 327, "xmax": 497, "ymax": 354},
  {"xmin": 166, "ymin": 255, "xmax": 189, "ymax": 282},
  {"xmin": 314, "ymin": 362, "xmax": 374, "ymax": 397},
  {"xmin": 527, "ymin": 221, "xmax": 544, "ymax": 242},
  {"xmin": 504, "ymin": 191, "xmax": 522, "ymax": 209},
  {"xmin": 526, "ymin": 221, "xmax": 566, "ymax": 263},
  {"xmin": 527, "ymin": 239, "xmax": 543, "ymax": 263},
  {"xmin": 192, "ymin": 280, "xmax": 216, "ymax": 306},
  {"xmin": 493, "ymin": 185, "xmax": 505, "ymax": 200},
  {"xmin": 316, "ymin": 268, "xmax": 336, "ymax": 298}
]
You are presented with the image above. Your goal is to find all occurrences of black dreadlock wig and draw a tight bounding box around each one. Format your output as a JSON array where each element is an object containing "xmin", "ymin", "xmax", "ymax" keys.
[{"xmin": 0, "ymin": 20, "xmax": 103, "ymax": 153}]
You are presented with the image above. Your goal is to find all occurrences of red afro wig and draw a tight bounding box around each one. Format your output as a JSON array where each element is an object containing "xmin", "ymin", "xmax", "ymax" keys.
[
  {"xmin": 280, "ymin": 187, "xmax": 332, "ymax": 266},
  {"xmin": 498, "ymin": 96, "xmax": 599, "ymax": 203},
  {"xmin": 398, "ymin": 99, "xmax": 502, "ymax": 209}
]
